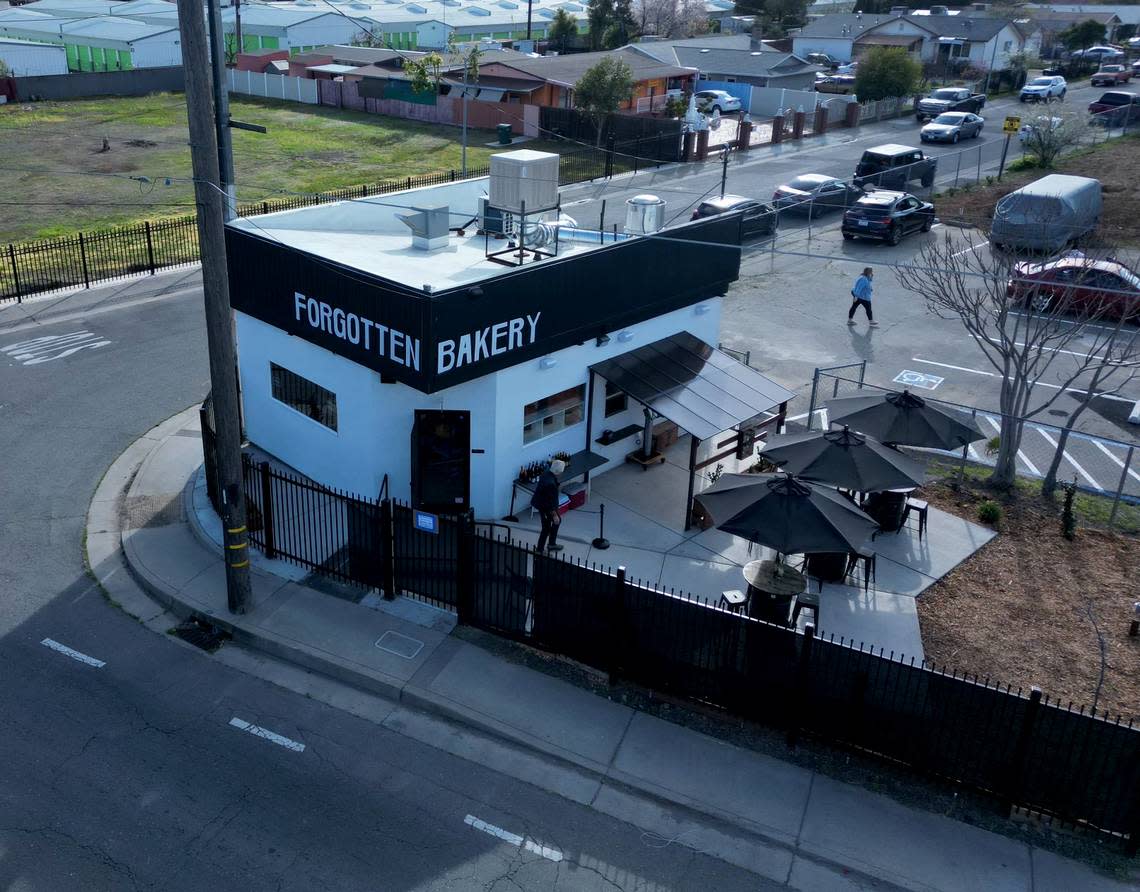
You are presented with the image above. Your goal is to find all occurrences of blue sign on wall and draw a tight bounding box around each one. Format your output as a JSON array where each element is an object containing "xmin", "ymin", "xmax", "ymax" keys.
[{"xmin": 414, "ymin": 510, "xmax": 439, "ymax": 534}]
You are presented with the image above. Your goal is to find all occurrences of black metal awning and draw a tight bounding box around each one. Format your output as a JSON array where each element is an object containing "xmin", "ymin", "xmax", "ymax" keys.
[{"xmin": 589, "ymin": 332, "xmax": 795, "ymax": 442}]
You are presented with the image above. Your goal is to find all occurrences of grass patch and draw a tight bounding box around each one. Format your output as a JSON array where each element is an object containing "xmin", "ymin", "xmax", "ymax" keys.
[
  {"xmin": 926, "ymin": 458, "xmax": 1140, "ymax": 536},
  {"xmin": 0, "ymin": 93, "xmax": 565, "ymax": 242}
]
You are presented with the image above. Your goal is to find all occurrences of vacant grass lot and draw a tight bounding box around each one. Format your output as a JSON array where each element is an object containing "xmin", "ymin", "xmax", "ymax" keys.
[{"xmin": 0, "ymin": 93, "xmax": 558, "ymax": 243}]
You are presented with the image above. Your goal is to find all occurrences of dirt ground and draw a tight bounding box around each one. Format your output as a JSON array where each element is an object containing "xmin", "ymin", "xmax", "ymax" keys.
[
  {"xmin": 935, "ymin": 133, "xmax": 1140, "ymax": 245},
  {"xmin": 917, "ymin": 478, "xmax": 1140, "ymax": 722}
]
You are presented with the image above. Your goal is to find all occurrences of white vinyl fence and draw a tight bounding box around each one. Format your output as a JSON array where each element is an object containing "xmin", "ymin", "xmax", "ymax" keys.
[{"xmin": 226, "ymin": 70, "xmax": 319, "ymax": 105}]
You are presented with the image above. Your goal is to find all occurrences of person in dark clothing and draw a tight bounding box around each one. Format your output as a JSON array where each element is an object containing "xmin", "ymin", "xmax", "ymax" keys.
[{"xmin": 532, "ymin": 459, "xmax": 565, "ymax": 553}]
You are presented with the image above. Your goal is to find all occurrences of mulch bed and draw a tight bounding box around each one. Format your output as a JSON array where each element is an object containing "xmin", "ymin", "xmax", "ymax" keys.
[
  {"xmin": 935, "ymin": 134, "xmax": 1140, "ymax": 245},
  {"xmin": 917, "ymin": 479, "xmax": 1140, "ymax": 722}
]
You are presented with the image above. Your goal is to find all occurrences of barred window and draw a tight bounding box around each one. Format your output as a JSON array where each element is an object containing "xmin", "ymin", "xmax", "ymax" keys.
[{"xmin": 270, "ymin": 363, "xmax": 338, "ymax": 432}]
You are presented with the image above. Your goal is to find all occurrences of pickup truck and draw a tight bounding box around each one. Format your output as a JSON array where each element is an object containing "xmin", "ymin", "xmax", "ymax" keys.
[
  {"xmin": 915, "ymin": 88, "xmax": 987, "ymax": 121},
  {"xmin": 1091, "ymin": 64, "xmax": 1132, "ymax": 87}
]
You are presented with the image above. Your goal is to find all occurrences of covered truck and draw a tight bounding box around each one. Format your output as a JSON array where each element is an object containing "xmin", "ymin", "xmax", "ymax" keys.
[{"xmin": 990, "ymin": 174, "xmax": 1102, "ymax": 253}]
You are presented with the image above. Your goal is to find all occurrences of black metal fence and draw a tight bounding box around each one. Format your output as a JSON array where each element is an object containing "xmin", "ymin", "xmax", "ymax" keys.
[
  {"xmin": 200, "ymin": 434, "xmax": 1140, "ymax": 851},
  {"xmin": 540, "ymin": 106, "xmax": 684, "ymax": 151},
  {"xmin": 0, "ymin": 136, "xmax": 676, "ymax": 304}
]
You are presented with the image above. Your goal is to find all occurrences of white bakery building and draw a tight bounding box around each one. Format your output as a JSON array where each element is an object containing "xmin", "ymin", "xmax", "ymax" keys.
[{"xmin": 226, "ymin": 151, "xmax": 792, "ymax": 525}]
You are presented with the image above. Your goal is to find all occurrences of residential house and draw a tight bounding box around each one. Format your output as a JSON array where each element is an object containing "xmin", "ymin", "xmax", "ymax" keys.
[
  {"xmin": 1019, "ymin": 8, "xmax": 1123, "ymax": 53},
  {"xmin": 481, "ymin": 45, "xmax": 698, "ymax": 110},
  {"xmin": 632, "ymin": 34, "xmax": 819, "ymax": 90},
  {"xmin": 793, "ymin": 12, "xmax": 1032, "ymax": 70},
  {"xmin": 1024, "ymin": 3, "xmax": 1140, "ymax": 30}
]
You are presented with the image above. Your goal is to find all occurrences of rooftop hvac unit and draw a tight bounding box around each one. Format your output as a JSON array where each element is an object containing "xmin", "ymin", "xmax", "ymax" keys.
[
  {"xmin": 489, "ymin": 150, "xmax": 559, "ymax": 216},
  {"xmin": 479, "ymin": 197, "xmax": 514, "ymax": 236}
]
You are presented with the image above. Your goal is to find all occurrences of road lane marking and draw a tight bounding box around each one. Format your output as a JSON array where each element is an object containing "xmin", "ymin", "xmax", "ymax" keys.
[
  {"xmin": 2, "ymin": 330, "xmax": 110, "ymax": 364},
  {"xmin": 41, "ymin": 638, "xmax": 105, "ymax": 668},
  {"xmin": 464, "ymin": 815, "xmax": 564, "ymax": 862},
  {"xmin": 1034, "ymin": 428, "xmax": 1103, "ymax": 491},
  {"xmin": 951, "ymin": 240, "xmax": 988, "ymax": 258},
  {"xmin": 981, "ymin": 414, "xmax": 1041, "ymax": 475},
  {"xmin": 228, "ymin": 717, "xmax": 305, "ymax": 752},
  {"xmin": 912, "ymin": 358, "xmax": 1138, "ymax": 402}
]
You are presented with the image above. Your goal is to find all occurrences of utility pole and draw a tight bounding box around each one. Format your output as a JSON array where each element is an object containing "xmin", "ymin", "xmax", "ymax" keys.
[
  {"xmin": 526, "ymin": 0, "xmax": 532, "ymax": 42},
  {"xmin": 176, "ymin": 0, "xmax": 252, "ymax": 614},
  {"xmin": 234, "ymin": 0, "xmax": 244, "ymax": 59},
  {"xmin": 461, "ymin": 63, "xmax": 469, "ymax": 177},
  {"xmin": 205, "ymin": 0, "xmax": 236, "ymax": 219}
]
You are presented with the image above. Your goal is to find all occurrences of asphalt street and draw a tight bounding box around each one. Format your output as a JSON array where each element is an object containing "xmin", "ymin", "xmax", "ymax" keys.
[{"xmin": 0, "ymin": 280, "xmax": 783, "ymax": 889}]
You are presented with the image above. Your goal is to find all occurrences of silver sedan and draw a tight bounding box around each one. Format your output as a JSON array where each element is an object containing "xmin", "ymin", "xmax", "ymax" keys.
[{"xmin": 920, "ymin": 112, "xmax": 984, "ymax": 144}]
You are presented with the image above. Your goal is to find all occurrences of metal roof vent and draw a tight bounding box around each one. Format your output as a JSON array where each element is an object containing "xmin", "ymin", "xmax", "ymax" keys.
[
  {"xmin": 397, "ymin": 205, "xmax": 450, "ymax": 250},
  {"xmin": 625, "ymin": 194, "xmax": 666, "ymax": 235}
]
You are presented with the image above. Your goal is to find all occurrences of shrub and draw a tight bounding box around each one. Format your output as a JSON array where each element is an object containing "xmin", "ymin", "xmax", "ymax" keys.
[
  {"xmin": 985, "ymin": 435, "xmax": 1001, "ymax": 456},
  {"xmin": 1060, "ymin": 479, "xmax": 1078, "ymax": 540},
  {"xmin": 1006, "ymin": 156, "xmax": 1041, "ymax": 173},
  {"xmin": 977, "ymin": 500, "xmax": 1002, "ymax": 524}
]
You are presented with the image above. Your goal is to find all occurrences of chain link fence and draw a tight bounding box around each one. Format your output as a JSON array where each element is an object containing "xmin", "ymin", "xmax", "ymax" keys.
[{"xmin": 807, "ymin": 368, "xmax": 1140, "ymax": 532}]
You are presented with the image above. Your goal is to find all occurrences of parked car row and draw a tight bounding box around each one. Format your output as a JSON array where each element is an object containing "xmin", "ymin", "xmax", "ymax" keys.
[
  {"xmin": 1007, "ymin": 254, "xmax": 1140, "ymax": 320},
  {"xmin": 1088, "ymin": 90, "xmax": 1140, "ymax": 125}
]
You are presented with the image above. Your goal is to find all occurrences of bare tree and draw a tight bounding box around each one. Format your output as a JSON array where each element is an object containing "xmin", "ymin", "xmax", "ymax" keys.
[
  {"xmin": 896, "ymin": 236, "xmax": 1140, "ymax": 491},
  {"xmin": 1019, "ymin": 110, "xmax": 1093, "ymax": 170},
  {"xmin": 635, "ymin": 0, "xmax": 708, "ymax": 37}
]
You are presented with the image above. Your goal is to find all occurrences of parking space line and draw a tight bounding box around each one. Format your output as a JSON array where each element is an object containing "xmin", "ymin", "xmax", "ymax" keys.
[
  {"xmin": 981, "ymin": 414, "xmax": 1040, "ymax": 475},
  {"xmin": 1034, "ymin": 428, "xmax": 1103, "ymax": 491},
  {"xmin": 1091, "ymin": 439, "xmax": 1140, "ymax": 485},
  {"xmin": 951, "ymin": 241, "xmax": 988, "ymax": 258},
  {"xmin": 912, "ymin": 358, "xmax": 994, "ymax": 376}
]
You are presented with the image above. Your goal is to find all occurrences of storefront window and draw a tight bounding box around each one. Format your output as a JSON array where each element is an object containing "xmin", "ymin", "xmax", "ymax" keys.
[
  {"xmin": 271, "ymin": 363, "xmax": 338, "ymax": 431},
  {"xmin": 604, "ymin": 381, "xmax": 628, "ymax": 418},
  {"xmin": 523, "ymin": 384, "xmax": 585, "ymax": 444}
]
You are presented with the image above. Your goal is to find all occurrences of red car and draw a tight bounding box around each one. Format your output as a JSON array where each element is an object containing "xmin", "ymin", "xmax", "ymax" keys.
[{"xmin": 1007, "ymin": 255, "xmax": 1140, "ymax": 319}]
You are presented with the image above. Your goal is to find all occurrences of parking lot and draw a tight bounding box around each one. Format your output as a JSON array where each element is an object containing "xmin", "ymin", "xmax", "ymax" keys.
[{"xmin": 557, "ymin": 85, "xmax": 1140, "ymax": 492}]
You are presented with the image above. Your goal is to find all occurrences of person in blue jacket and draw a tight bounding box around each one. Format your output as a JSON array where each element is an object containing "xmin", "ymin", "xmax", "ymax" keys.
[{"xmin": 848, "ymin": 267, "xmax": 877, "ymax": 327}]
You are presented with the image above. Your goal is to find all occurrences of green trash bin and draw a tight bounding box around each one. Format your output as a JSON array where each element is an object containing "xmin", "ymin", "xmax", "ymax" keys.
[{"xmin": 497, "ymin": 123, "xmax": 513, "ymax": 145}]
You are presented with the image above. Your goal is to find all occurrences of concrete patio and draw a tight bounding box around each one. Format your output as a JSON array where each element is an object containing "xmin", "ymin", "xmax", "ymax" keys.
[{"xmin": 503, "ymin": 435, "xmax": 997, "ymax": 662}]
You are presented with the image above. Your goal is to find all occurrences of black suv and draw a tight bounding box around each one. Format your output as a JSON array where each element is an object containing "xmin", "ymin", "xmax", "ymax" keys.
[
  {"xmin": 691, "ymin": 195, "xmax": 778, "ymax": 238},
  {"xmin": 853, "ymin": 144, "xmax": 937, "ymax": 190},
  {"xmin": 841, "ymin": 190, "xmax": 935, "ymax": 245}
]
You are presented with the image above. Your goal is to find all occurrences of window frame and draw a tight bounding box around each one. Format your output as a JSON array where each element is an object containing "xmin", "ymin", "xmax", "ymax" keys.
[
  {"xmin": 523, "ymin": 383, "xmax": 587, "ymax": 445},
  {"xmin": 270, "ymin": 362, "xmax": 339, "ymax": 432},
  {"xmin": 604, "ymin": 380, "xmax": 628, "ymax": 418}
]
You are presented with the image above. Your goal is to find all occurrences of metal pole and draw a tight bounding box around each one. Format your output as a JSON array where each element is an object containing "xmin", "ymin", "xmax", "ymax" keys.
[
  {"xmin": 461, "ymin": 66, "xmax": 469, "ymax": 178},
  {"xmin": 592, "ymin": 503, "xmax": 610, "ymax": 550},
  {"xmin": 997, "ymin": 133, "xmax": 1011, "ymax": 181},
  {"xmin": 720, "ymin": 144, "xmax": 730, "ymax": 198},
  {"xmin": 176, "ymin": 0, "xmax": 252, "ymax": 614},
  {"xmin": 206, "ymin": 0, "xmax": 236, "ymax": 219},
  {"xmin": 976, "ymin": 145, "xmax": 982, "ymax": 183},
  {"xmin": 684, "ymin": 436, "xmax": 701, "ymax": 531},
  {"xmin": 806, "ymin": 368, "xmax": 820, "ymax": 431},
  {"xmin": 955, "ymin": 151, "xmax": 961, "ymax": 188},
  {"xmin": 1109, "ymin": 445, "xmax": 1133, "ymax": 527}
]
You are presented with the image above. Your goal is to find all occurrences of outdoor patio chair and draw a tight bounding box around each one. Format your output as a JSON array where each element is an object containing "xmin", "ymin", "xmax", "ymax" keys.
[
  {"xmin": 792, "ymin": 588, "xmax": 819, "ymax": 628},
  {"xmin": 902, "ymin": 498, "xmax": 929, "ymax": 541}
]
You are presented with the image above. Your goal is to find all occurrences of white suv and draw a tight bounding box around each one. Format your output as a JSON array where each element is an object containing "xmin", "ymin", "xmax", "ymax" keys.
[
  {"xmin": 694, "ymin": 90, "xmax": 742, "ymax": 115},
  {"xmin": 1019, "ymin": 75, "xmax": 1067, "ymax": 102}
]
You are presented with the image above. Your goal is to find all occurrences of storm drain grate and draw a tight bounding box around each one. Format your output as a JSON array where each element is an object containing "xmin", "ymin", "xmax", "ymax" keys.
[{"xmin": 171, "ymin": 618, "xmax": 230, "ymax": 653}]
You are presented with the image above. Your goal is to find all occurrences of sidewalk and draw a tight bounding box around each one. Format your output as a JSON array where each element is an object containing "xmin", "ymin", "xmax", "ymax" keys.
[{"xmin": 88, "ymin": 408, "xmax": 1137, "ymax": 892}]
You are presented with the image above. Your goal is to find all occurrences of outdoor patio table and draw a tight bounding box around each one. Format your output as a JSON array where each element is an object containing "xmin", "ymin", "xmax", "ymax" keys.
[
  {"xmin": 743, "ymin": 559, "xmax": 804, "ymax": 626},
  {"xmin": 865, "ymin": 489, "xmax": 911, "ymax": 534},
  {"xmin": 804, "ymin": 551, "xmax": 849, "ymax": 584}
]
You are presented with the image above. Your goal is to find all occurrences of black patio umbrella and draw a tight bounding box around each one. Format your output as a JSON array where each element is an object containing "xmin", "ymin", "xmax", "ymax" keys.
[
  {"xmin": 760, "ymin": 425, "xmax": 926, "ymax": 493},
  {"xmin": 695, "ymin": 473, "xmax": 879, "ymax": 555},
  {"xmin": 825, "ymin": 389, "xmax": 984, "ymax": 451}
]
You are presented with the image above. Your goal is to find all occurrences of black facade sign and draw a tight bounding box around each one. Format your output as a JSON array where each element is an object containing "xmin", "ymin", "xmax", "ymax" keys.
[{"xmin": 225, "ymin": 214, "xmax": 742, "ymax": 394}]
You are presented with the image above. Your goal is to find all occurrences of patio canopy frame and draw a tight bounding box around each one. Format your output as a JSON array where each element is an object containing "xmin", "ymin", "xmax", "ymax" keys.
[{"xmin": 588, "ymin": 332, "xmax": 794, "ymax": 530}]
